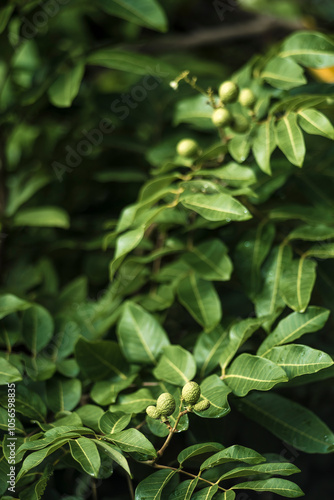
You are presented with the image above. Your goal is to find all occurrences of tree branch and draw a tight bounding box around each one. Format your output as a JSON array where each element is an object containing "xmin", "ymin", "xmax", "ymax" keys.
[{"xmin": 134, "ymin": 15, "xmax": 303, "ymax": 53}]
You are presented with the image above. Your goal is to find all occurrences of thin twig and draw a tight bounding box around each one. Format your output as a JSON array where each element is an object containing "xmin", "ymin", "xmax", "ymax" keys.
[
  {"xmin": 153, "ymin": 464, "xmax": 227, "ymax": 491},
  {"xmin": 129, "ymin": 15, "xmax": 303, "ymax": 53},
  {"xmin": 126, "ymin": 473, "xmax": 135, "ymax": 500},
  {"xmin": 91, "ymin": 479, "xmax": 98, "ymax": 500},
  {"xmin": 156, "ymin": 403, "xmax": 189, "ymax": 460}
]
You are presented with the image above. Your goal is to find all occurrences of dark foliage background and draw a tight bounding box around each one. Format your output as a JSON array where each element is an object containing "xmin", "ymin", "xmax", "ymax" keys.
[{"xmin": 0, "ymin": 1, "xmax": 334, "ymax": 499}]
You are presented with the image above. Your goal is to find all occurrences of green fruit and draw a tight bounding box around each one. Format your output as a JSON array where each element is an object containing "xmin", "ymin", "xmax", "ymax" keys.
[
  {"xmin": 176, "ymin": 138, "xmax": 199, "ymax": 158},
  {"xmin": 193, "ymin": 398, "xmax": 210, "ymax": 412},
  {"xmin": 146, "ymin": 405, "xmax": 161, "ymax": 419},
  {"xmin": 182, "ymin": 381, "xmax": 201, "ymax": 405},
  {"xmin": 219, "ymin": 81, "xmax": 239, "ymax": 103},
  {"xmin": 238, "ymin": 88, "xmax": 256, "ymax": 108},
  {"xmin": 231, "ymin": 114, "xmax": 250, "ymax": 133},
  {"xmin": 156, "ymin": 393, "xmax": 176, "ymax": 416},
  {"xmin": 212, "ymin": 108, "xmax": 232, "ymax": 127}
]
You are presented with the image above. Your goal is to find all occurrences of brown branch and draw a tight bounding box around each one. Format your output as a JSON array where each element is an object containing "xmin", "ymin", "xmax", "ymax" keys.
[
  {"xmin": 132, "ymin": 15, "xmax": 303, "ymax": 53},
  {"xmin": 156, "ymin": 408, "xmax": 189, "ymax": 460},
  {"xmin": 153, "ymin": 464, "xmax": 227, "ymax": 491},
  {"xmin": 126, "ymin": 473, "xmax": 135, "ymax": 500}
]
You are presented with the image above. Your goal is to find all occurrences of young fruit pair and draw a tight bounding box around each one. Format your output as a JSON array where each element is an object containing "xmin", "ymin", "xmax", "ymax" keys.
[
  {"xmin": 146, "ymin": 392, "xmax": 176, "ymax": 419},
  {"xmin": 146, "ymin": 381, "xmax": 210, "ymax": 420},
  {"xmin": 218, "ymin": 80, "xmax": 256, "ymax": 108},
  {"xmin": 181, "ymin": 381, "xmax": 210, "ymax": 411}
]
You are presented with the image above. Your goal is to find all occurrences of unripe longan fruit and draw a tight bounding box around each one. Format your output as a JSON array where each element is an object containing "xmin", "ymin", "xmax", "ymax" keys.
[
  {"xmin": 231, "ymin": 114, "xmax": 250, "ymax": 134},
  {"xmin": 238, "ymin": 88, "xmax": 256, "ymax": 108},
  {"xmin": 146, "ymin": 405, "xmax": 161, "ymax": 419},
  {"xmin": 212, "ymin": 108, "xmax": 232, "ymax": 127},
  {"xmin": 182, "ymin": 381, "xmax": 201, "ymax": 405},
  {"xmin": 156, "ymin": 393, "xmax": 176, "ymax": 416},
  {"xmin": 219, "ymin": 81, "xmax": 239, "ymax": 103},
  {"xmin": 193, "ymin": 398, "xmax": 210, "ymax": 412},
  {"xmin": 176, "ymin": 139, "xmax": 199, "ymax": 158}
]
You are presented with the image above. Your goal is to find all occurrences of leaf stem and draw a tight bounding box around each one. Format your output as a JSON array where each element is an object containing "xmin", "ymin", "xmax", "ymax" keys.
[
  {"xmin": 155, "ymin": 404, "xmax": 189, "ymax": 460},
  {"xmin": 91, "ymin": 478, "xmax": 98, "ymax": 500},
  {"xmin": 126, "ymin": 473, "xmax": 135, "ymax": 500},
  {"xmin": 153, "ymin": 464, "xmax": 227, "ymax": 491}
]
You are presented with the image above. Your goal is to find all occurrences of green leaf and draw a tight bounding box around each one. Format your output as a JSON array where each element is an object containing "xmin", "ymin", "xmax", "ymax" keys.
[
  {"xmin": 286, "ymin": 365, "xmax": 334, "ymax": 387},
  {"xmin": 196, "ymin": 374, "xmax": 231, "ymax": 419},
  {"xmin": 200, "ymin": 445, "xmax": 265, "ymax": 470},
  {"xmin": 181, "ymin": 193, "xmax": 251, "ymax": 222},
  {"xmin": 298, "ymin": 108, "xmax": 334, "ymax": 139},
  {"xmin": 252, "ymin": 120, "xmax": 276, "ymax": 174},
  {"xmin": 233, "ymin": 478, "xmax": 304, "ymax": 497},
  {"xmin": 263, "ymin": 344, "xmax": 333, "ymax": 379},
  {"xmin": 178, "ymin": 442, "xmax": 224, "ymax": 466},
  {"xmin": 99, "ymin": 411, "xmax": 131, "ymax": 434},
  {"xmin": 18, "ymin": 464, "xmax": 53, "ymax": 500},
  {"xmin": 5, "ymin": 171, "xmax": 51, "ymax": 217},
  {"xmin": 276, "ymin": 113, "xmax": 306, "ymax": 167},
  {"xmin": 224, "ymin": 353, "xmax": 288, "ymax": 396},
  {"xmin": 219, "ymin": 461, "xmax": 301, "ymax": 480},
  {"xmin": 48, "ymin": 64, "xmax": 85, "ymax": 108},
  {"xmin": 13, "ymin": 206, "xmax": 70, "ymax": 228},
  {"xmin": 235, "ymin": 223, "xmax": 275, "ymax": 296},
  {"xmin": 227, "ymin": 134, "xmax": 251, "ymax": 164},
  {"xmin": 280, "ymin": 256, "xmax": 317, "ymax": 312},
  {"xmin": 135, "ymin": 469, "xmax": 178, "ymax": 500},
  {"xmin": 216, "ymin": 492, "xmax": 235, "ymax": 500},
  {"xmin": 153, "ymin": 345, "xmax": 196, "ymax": 386},
  {"xmin": 26, "ymin": 355, "xmax": 57, "ymax": 382},
  {"xmin": 169, "ymin": 478, "xmax": 198, "ymax": 499},
  {"xmin": 0, "ymin": 6, "xmax": 14, "ymax": 34},
  {"xmin": 107, "ymin": 428, "xmax": 157, "ymax": 458},
  {"xmin": 194, "ymin": 326, "xmax": 228, "ymax": 378},
  {"xmin": 139, "ymin": 284, "xmax": 174, "ymax": 312},
  {"xmin": 219, "ymin": 317, "xmax": 268, "ymax": 371},
  {"xmin": 5, "ymin": 385, "xmax": 47, "ymax": 421},
  {"xmin": 0, "ymin": 294, "xmax": 30, "ymax": 319},
  {"xmin": 287, "ymin": 224, "xmax": 334, "ymax": 241},
  {"xmin": 177, "ymin": 273, "xmax": 222, "ymax": 330},
  {"xmin": 174, "ymin": 95, "xmax": 215, "ymax": 130},
  {"xmin": 91, "ymin": 375, "xmax": 137, "ymax": 406},
  {"xmin": 279, "ymin": 31, "xmax": 334, "ymax": 68},
  {"xmin": 97, "ymin": 0, "xmax": 168, "ymax": 32},
  {"xmin": 117, "ymin": 302, "xmax": 170, "ymax": 364},
  {"xmin": 45, "ymin": 425, "xmax": 93, "ymax": 438},
  {"xmin": 0, "ymin": 357, "xmax": 22, "ymax": 385},
  {"xmin": 94, "ymin": 440, "xmax": 131, "ymax": 476},
  {"xmin": 254, "ymin": 244, "xmax": 292, "ymax": 327},
  {"xmin": 75, "ymin": 338, "xmax": 129, "ymax": 381},
  {"xmin": 75, "ymin": 405, "xmax": 104, "ymax": 432},
  {"xmin": 257, "ymin": 306, "xmax": 330, "ymax": 356},
  {"xmin": 0, "ymin": 407, "xmax": 25, "ymax": 435},
  {"xmin": 16, "ymin": 438, "xmax": 70, "ymax": 481},
  {"xmin": 307, "ymin": 242, "xmax": 334, "ymax": 259},
  {"xmin": 268, "ymin": 204, "xmax": 331, "ymax": 225},
  {"xmin": 182, "ymin": 240, "xmax": 233, "ymax": 281},
  {"xmin": 235, "ymin": 392, "xmax": 334, "ymax": 453},
  {"xmin": 69, "ymin": 437, "xmax": 100, "ymax": 477},
  {"xmin": 201, "ymin": 162, "xmax": 256, "ymax": 186},
  {"xmin": 22, "ymin": 304, "xmax": 53, "ymax": 355},
  {"xmin": 109, "ymin": 388, "xmax": 155, "ymax": 414},
  {"xmin": 46, "ymin": 377, "xmax": 81, "ymax": 412},
  {"xmin": 87, "ymin": 48, "xmax": 173, "ymax": 76},
  {"xmin": 192, "ymin": 485, "xmax": 219, "ymax": 499},
  {"xmin": 110, "ymin": 227, "xmax": 145, "ymax": 278},
  {"xmin": 261, "ymin": 57, "xmax": 306, "ymax": 90}
]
